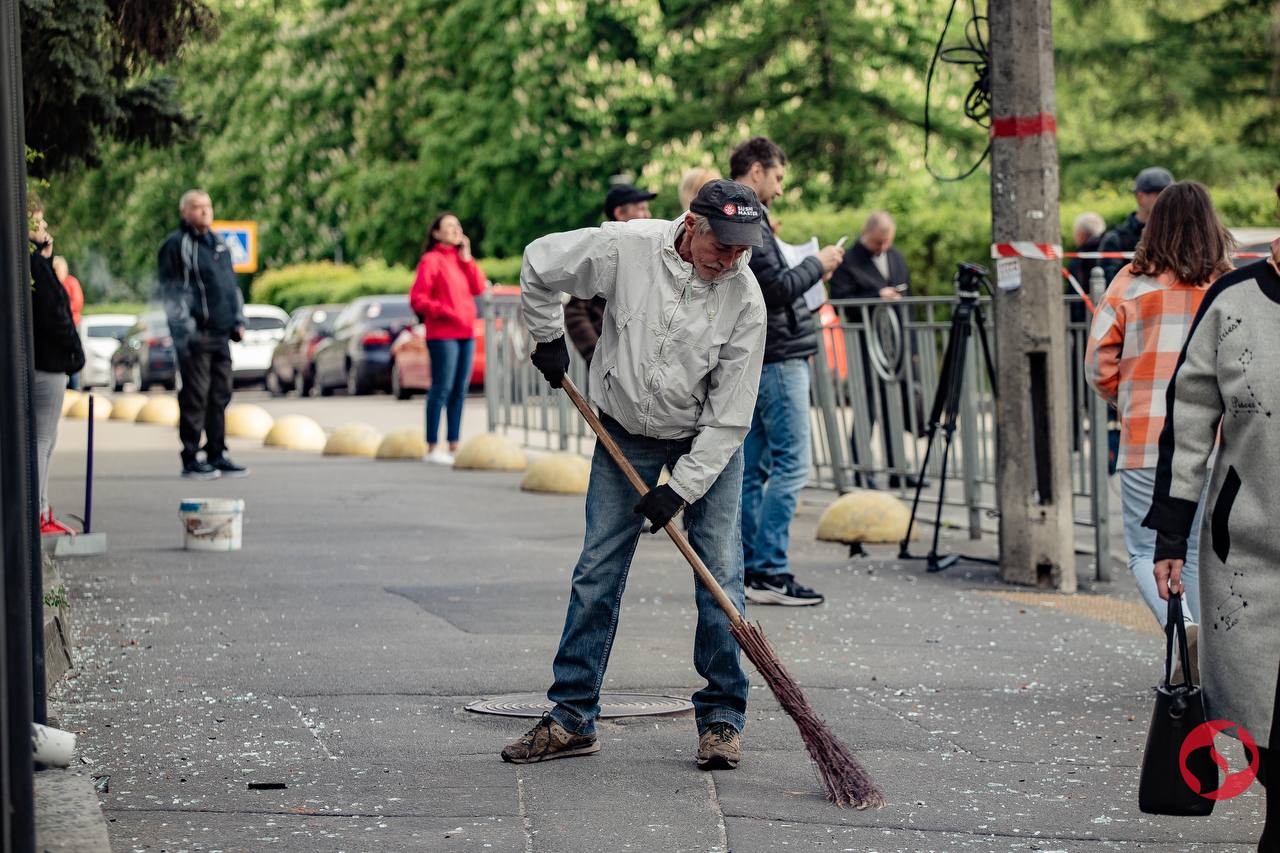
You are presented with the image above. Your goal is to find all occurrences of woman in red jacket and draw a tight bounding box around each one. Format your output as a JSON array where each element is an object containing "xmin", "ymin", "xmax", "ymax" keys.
[{"xmin": 409, "ymin": 212, "xmax": 487, "ymax": 464}]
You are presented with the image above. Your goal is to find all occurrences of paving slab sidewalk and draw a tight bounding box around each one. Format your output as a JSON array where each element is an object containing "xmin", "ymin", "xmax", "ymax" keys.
[{"xmin": 46, "ymin": 416, "xmax": 1265, "ymax": 852}]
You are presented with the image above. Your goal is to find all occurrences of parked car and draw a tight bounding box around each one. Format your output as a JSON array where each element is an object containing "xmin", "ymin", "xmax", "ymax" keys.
[
  {"xmin": 266, "ymin": 304, "xmax": 343, "ymax": 396},
  {"xmin": 110, "ymin": 312, "xmax": 177, "ymax": 391},
  {"xmin": 78, "ymin": 313, "xmax": 136, "ymax": 388},
  {"xmin": 387, "ymin": 286, "xmax": 518, "ymax": 399},
  {"xmin": 312, "ymin": 295, "xmax": 417, "ymax": 396},
  {"xmin": 230, "ymin": 304, "xmax": 290, "ymax": 386}
]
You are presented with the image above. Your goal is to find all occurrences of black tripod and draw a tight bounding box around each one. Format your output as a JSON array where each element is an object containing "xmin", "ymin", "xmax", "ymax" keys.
[{"xmin": 899, "ymin": 263, "xmax": 999, "ymax": 572}]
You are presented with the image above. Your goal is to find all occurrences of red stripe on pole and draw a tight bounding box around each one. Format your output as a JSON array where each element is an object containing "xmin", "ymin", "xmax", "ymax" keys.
[{"xmin": 990, "ymin": 113, "xmax": 1057, "ymax": 138}]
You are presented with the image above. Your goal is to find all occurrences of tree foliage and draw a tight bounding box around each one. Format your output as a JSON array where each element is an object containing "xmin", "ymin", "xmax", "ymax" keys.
[
  {"xmin": 39, "ymin": 0, "xmax": 1280, "ymax": 301},
  {"xmin": 20, "ymin": 0, "xmax": 214, "ymax": 176}
]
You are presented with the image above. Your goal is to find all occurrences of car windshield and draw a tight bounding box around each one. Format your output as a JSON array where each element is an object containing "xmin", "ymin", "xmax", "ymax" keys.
[
  {"xmin": 311, "ymin": 308, "xmax": 339, "ymax": 333},
  {"xmin": 88, "ymin": 325, "xmax": 131, "ymax": 339},
  {"xmin": 245, "ymin": 316, "xmax": 286, "ymax": 331},
  {"xmin": 369, "ymin": 300, "xmax": 413, "ymax": 321}
]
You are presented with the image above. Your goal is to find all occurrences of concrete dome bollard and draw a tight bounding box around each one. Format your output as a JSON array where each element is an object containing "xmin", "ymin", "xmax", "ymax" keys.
[
  {"xmin": 374, "ymin": 428, "xmax": 427, "ymax": 460},
  {"xmin": 108, "ymin": 393, "xmax": 149, "ymax": 421},
  {"xmin": 324, "ymin": 423, "xmax": 384, "ymax": 458},
  {"xmin": 521, "ymin": 453, "xmax": 590, "ymax": 495},
  {"xmin": 135, "ymin": 395, "xmax": 181, "ymax": 427},
  {"xmin": 60, "ymin": 389, "xmax": 82, "ymax": 417},
  {"xmin": 452, "ymin": 433, "xmax": 527, "ymax": 471},
  {"xmin": 66, "ymin": 394, "xmax": 112, "ymax": 420},
  {"xmin": 262, "ymin": 414, "xmax": 326, "ymax": 453},
  {"xmin": 224, "ymin": 404, "xmax": 275, "ymax": 440},
  {"xmin": 816, "ymin": 490, "xmax": 914, "ymax": 556}
]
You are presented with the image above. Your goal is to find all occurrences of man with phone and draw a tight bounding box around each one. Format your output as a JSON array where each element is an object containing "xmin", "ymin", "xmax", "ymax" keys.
[
  {"xmin": 829, "ymin": 211, "xmax": 917, "ymax": 488},
  {"xmin": 731, "ymin": 136, "xmax": 843, "ymax": 607}
]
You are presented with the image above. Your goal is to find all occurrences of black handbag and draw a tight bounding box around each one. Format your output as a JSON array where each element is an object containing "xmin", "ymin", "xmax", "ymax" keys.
[{"xmin": 1137, "ymin": 593, "xmax": 1216, "ymax": 815}]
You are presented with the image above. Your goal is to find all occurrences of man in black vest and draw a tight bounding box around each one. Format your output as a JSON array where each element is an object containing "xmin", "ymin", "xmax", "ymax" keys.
[{"xmin": 158, "ymin": 189, "xmax": 247, "ymax": 480}]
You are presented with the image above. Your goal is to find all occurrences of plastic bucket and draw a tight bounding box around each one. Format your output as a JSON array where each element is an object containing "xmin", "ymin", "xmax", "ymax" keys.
[{"xmin": 179, "ymin": 498, "xmax": 244, "ymax": 551}]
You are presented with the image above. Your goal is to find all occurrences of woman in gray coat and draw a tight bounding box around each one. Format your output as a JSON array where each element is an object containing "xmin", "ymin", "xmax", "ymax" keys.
[{"xmin": 1147, "ymin": 236, "xmax": 1280, "ymax": 849}]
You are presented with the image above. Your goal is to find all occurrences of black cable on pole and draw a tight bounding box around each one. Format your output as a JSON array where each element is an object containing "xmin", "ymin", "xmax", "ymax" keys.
[{"xmin": 923, "ymin": 0, "xmax": 991, "ymax": 182}]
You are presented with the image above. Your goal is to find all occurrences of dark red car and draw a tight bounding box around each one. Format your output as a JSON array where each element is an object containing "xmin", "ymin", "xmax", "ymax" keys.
[{"xmin": 389, "ymin": 287, "xmax": 518, "ymax": 399}]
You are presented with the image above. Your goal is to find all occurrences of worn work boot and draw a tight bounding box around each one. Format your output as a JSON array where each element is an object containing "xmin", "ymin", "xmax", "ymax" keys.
[
  {"xmin": 500, "ymin": 715, "xmax": 600, "ymax": 764},
  {"xmin": 696, "ymin": 722, "xmax": 742, "ymax": 770}
]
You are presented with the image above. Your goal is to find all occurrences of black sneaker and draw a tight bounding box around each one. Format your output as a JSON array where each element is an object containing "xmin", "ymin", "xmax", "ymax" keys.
[
  {"xmin": 745, "ymin": 574, "xmax": 824, "ymax": 607},
  {"xmin": 181, "ymin": 461, "xmax": 221, "ymax": 480},
  {"xmin": 209, "ymin": 456, "xmax": 249, "ymax": 478}
]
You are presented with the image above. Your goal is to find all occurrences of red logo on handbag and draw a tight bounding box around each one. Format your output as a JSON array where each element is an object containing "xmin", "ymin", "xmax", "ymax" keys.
[
  {"xmin": 722, "ymin": 203, "xmax": 737, "ymax": 216},
  {"xmin": 1180, "ymin": 720, "xmax": 1259, "ymax": 800}
]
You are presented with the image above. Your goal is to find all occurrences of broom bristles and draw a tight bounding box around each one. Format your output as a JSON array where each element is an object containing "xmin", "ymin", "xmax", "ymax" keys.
[{"xmin": 731, "ymin": 620, "xmax": 884, "ymax": 810}]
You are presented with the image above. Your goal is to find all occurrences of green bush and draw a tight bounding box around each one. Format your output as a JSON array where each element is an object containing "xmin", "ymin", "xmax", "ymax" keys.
[
  {"xmin": 83, "ymin": 301, "xmax": 147, "ymax": 316},
  {"xmin": 477, "ymin": 256, "xmax": 522, "ymax": 284}
]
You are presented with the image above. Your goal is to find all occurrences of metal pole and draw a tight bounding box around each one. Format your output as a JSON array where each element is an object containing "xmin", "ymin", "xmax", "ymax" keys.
[
  {"xmin": 959, "ymin": 337, "xmax": 982, "ymax": 539},
  {"xmin": 810, "ymin": 323, "xmax": 849, "ymax": 493},
  {"xmin": 989, "ymin": 0, "xmax": 1077, "ymax": 590},
  {"xmin": 1088, "ymin": 267, "xmax": 1111, "ymax": 581},
  {"xmin": 0, "ymin": 0, "xmax": 38, "ymax": 843},
  {"xmin": 84, "ymin": 393, "xmax": 94, "ymax": 534},
  {"xmin": 483, "ymin": 290, "xmax": 497, "ymax": 433}
]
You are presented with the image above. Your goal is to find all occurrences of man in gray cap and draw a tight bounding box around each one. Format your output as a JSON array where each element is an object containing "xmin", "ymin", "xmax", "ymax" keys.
[
  {"xmin": 1098, "ymin": 166, "xmax": 1174, "ymax": 283},
  {"xmin": 502, "ymin": 180, "xmax": 767, "ymax": 771}
]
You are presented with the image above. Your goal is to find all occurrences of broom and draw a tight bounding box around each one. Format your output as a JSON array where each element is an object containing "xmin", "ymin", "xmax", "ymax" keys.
[{"xmin": 561, "ymin": 377, "xmax": 884, "ymax": 809}]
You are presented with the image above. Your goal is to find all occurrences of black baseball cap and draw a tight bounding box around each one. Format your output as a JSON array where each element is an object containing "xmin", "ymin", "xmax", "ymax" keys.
[
  {"xmin": 688, "ymin": 180, "xmax": 764, "ymax": 247},
  {"xmin": 604, "ymin": 183, "xmax": 657, "ymax": 220},
  {"xmin": 1134, "ymin": 167, "xmax": 1174, "ymax": 194}
]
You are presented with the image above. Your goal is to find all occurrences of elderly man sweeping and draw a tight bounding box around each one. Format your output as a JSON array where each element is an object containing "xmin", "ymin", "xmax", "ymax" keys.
[{"xmin": 501, "ymin": 180, "xmax": 767, "ymax": 770}]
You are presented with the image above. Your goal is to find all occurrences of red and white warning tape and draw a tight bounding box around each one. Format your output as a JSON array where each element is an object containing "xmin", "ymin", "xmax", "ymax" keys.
[
  {"xmin": 993, "ymin": 244, "xmax": 1270, "ymax": 260},
  {"xmin": 991, "ymin": 242, "xmax": 1061, "ymax": 260}
]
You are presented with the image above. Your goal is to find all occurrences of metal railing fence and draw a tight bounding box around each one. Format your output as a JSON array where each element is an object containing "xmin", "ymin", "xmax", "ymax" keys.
[{"xmin": 483, "ymin": 289, "xmax": 1111, "ymax": 576}]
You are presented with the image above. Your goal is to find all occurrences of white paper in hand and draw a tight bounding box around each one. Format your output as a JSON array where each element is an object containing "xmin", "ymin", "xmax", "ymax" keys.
[{"xmin": 773, "ymin": 235, "xmax": 827, "ymax": 311}]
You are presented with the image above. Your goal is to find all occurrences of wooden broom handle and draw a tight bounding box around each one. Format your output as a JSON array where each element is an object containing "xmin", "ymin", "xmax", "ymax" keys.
[{"xmin": 560, "ymin": 376, "xmax": 744, "ymax": 626}]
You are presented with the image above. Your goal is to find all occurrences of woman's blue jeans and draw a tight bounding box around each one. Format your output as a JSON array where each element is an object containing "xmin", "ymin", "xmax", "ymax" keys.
[
  {"xmin": 547, "ymin": 414, "xmax": 748, "ymax": 737},
  {"xmin": 425, "ymin": 338, "xmax": 474, "ymax": 445},
  {"xmin": 1120, "ymin": 466, "xmax": 1204, "ymax": 626}
]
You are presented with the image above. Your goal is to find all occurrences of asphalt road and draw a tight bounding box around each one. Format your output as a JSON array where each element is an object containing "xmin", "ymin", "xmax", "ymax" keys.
[{"xmin": 43, "ymin": 392, "xmax": 1267, "ymax": 851}]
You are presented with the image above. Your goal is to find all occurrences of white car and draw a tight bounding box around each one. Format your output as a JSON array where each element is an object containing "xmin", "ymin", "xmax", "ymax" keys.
[
  {"xmin": 231, "ymin": 304, "xmax": 290, "ymax": 385},
  {"xmin": 78, "ymin": 313, "xmax": 137, "ymax": 388}
]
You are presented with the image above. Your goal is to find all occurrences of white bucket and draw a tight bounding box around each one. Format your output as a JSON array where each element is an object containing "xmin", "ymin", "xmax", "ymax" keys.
[{"xmin": 179, "ymin": 498, "xmax": 244, "ymax": 551}]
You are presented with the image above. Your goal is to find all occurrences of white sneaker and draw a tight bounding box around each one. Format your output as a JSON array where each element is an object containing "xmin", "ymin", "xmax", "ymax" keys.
[{"xmin": 424, "ymin": 449, "xmax": 455, "ymax": 466}]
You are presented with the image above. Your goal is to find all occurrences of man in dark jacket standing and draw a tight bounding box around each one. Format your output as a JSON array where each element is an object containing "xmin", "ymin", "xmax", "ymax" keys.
[
  {"xmin": 158, "ymin": 189, "xmax": 247, "ymax": 480},
  {"xmin": 563, "ymin": 182, "xmax": 657, "ymax": 363},
  {"xmin": 829, "ymin": 211, "xmax": 917, "ymax": 488},
  {"xmin": 731, "ymin": 137, "xmax": 842, "ymax": 606},
  {"xmin": 1098, "ymin": 167, "xmax": 1173, "ymax": 283}
]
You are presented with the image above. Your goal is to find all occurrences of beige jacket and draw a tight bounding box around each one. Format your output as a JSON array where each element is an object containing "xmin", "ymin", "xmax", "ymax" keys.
[{"xmin": 521, "ymin": 217, "xmax": 766, "ymax": 503}]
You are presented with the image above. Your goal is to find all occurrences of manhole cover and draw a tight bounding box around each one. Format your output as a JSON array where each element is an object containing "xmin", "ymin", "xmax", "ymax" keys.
[{"xmin": 465, "ymin": 692, "xmax": 693, "ymax": 719}]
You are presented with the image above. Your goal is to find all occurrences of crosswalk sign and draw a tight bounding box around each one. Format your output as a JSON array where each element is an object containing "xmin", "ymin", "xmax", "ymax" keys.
[{"xmin": 212, "ymin": 220, "xmax": 258, "ymax": 273}]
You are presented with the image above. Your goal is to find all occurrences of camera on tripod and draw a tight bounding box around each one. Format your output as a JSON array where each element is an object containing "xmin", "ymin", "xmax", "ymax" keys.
[
  {"xmin": 954, "ymin": 262, "xmax": 992, "ymax": 300},
  {"xmin": 898, "ymin": 260, "xmax": 999, "ymax": 573}
]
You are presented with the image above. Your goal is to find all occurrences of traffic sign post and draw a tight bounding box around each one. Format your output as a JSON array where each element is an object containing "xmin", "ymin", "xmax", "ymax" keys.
[{"xmin": 212, "ymin": 220, "xmax": 258, "ymax": 273}]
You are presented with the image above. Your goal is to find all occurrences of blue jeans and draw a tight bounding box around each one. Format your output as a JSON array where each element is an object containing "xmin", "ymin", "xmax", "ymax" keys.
[
  {"xmin": 548, "ymin": 414, "xmax": 748, "ymax": 736},
  {"xmin": 1120, "ymin": 466, "xmax": 1204, "ymax": 626},
  {"xmin": 425, "ymin": 338, "xmax": 474, "ymax": 445},
  {"xmin": 741, "ymin": 359, "xmax": 811, "ymax": 578}
]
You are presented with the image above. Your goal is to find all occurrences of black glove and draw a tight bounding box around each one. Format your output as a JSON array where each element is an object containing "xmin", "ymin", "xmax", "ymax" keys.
[
  {"xmin": 634, "ymin": 484, "xmax": 685, "ymax": 534},
  {"xmin": 531, "ymin": 335, "xmax": 571, "ymax": 388}
]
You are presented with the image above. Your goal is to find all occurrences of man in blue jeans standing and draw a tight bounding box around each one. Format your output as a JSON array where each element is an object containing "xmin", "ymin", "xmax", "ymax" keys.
[
  {"xmin": 502, "ymin": 181, "xmax": 767, "ymax": 770},
  {"xmin": 730, "ymin": 137, "xmax": 844, "ymax": 606}
]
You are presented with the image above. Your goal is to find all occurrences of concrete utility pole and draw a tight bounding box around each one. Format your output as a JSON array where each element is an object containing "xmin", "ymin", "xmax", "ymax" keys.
[{"xmin": 988, "ymin": 0, "xmax": 1077, "ymax": 591}]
